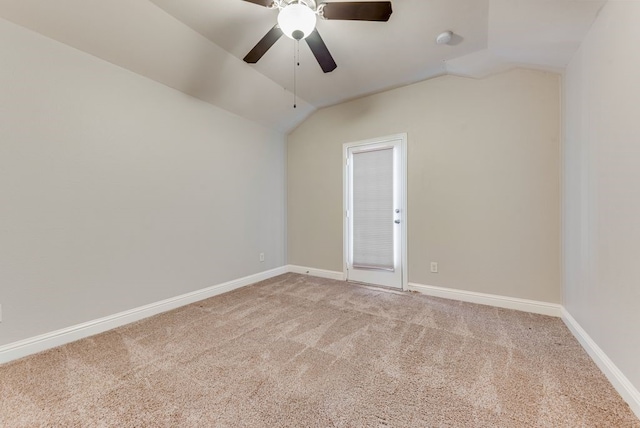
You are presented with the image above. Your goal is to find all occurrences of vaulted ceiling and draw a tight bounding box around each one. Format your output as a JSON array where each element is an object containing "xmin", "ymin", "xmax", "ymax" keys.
[{"xmin": 0, "ymin": 0, "xmax": 605, "ymax": 132}]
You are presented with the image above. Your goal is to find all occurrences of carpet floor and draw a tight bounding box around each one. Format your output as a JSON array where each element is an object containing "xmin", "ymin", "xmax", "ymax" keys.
[{"xmin": 1, "ymin": 273, "xmax": 638, "ymax": 427}]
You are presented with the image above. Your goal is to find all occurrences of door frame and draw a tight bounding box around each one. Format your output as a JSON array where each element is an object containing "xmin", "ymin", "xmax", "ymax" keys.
[{"xmin": 342, "ymin": 133, "xmax": 408, "ymax": 291}]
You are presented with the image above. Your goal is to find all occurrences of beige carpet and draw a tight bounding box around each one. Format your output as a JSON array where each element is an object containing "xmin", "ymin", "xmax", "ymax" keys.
[{"xmin": 1, "ymin": 273, "xmax": 638, "ymax": 427}]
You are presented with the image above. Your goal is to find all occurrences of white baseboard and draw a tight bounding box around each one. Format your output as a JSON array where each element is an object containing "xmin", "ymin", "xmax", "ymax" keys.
[
  {"xmin": 287, "ymin": 265, "xmax": 344, "ymax": 281},
  {"xmin": 562, "ymin": 308, "xmax": 640, "ymax": 419},
  {"xmin": 0, "ymin": 266, "xmax": 288, "ymax": 365},
  {"xmin": 287, "ymin": 268, "xmax": 561, "ymax": 317},
  {"xmin": 408, "ymin": 282, "xmax": 562, "ymax": 317}
]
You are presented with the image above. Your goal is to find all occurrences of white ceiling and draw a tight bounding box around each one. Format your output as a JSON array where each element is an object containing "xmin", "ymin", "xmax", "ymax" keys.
[
  {"xmin": 149, "ymin": 0, "xmax": 490, "ymax": 107},
  {"xmin": 0, "ymin": 0, "xmax": 606, "ymax": 132}
]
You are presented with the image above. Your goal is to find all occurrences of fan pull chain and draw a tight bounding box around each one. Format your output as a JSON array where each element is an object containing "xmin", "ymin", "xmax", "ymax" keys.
[{"xmin": 293, "ymin": 40, "xmax": 300, "ymax": 109}]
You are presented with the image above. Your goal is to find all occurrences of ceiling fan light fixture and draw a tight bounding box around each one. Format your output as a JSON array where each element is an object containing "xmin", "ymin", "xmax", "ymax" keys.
[{"xmin": 278, "ymin": 3, "xmax": 317, "ymax": 40}]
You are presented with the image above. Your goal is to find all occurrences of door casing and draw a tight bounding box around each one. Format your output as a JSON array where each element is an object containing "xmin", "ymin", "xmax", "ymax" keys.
[{"xmin": 342, "ymin": 133, "xmax": 408, "ymax": 290}]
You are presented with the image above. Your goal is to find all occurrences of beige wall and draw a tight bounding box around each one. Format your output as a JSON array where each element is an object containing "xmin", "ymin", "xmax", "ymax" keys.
[
  {"xmin": 288, "ymin": 69, "xmax": 561, "ymax": 303},
  {"xmin": 563, "ymin": 2, "xmax": 640, "ymax": 394},
  {"xmin": 0, "ymin": 18, "xmax": 286, "ymax": 346}
]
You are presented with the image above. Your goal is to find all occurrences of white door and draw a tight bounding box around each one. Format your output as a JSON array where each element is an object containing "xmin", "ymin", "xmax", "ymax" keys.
[{"xmin": 343, "ymin": 134, "xmax": 407, "ymax": 290}]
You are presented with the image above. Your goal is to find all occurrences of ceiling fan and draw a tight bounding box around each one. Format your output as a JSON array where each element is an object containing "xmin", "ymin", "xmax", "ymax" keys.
[{"xmin": 242, "ymin": 0, "xmax": 393, "ymax": 73}]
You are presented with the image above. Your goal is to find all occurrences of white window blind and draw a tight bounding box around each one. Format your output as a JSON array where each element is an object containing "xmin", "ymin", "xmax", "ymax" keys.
[{"xmin": 352, "ymin": 148, "xmax": 394, "ymax": 271}]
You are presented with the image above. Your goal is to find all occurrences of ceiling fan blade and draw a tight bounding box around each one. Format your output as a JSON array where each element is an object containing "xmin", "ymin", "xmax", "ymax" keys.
[
  {"xmin": 242, "ymin": 0, "xmax": 275, "ymax": 7},
  {"xmin": 305, "ymin": 29, "xmax": 337, "ymax": 73},
  {"xmin": 321, "ymin": 1, "xmax": 393, "ymax": 21},
  {"xmin": 243, "ymin": 25, "xmax": 283, "ymax": 64}
]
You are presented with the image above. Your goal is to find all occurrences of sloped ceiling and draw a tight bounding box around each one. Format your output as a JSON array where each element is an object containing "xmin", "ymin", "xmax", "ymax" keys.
[{"xmin": 0, "ymin": 0, "xmax": 606, "ymax": 133}]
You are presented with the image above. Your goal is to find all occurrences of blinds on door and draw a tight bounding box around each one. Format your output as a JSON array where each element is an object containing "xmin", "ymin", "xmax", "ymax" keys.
[{"xmin": 352, "ymin": 148, "xmax": 394, "ymax": 271}]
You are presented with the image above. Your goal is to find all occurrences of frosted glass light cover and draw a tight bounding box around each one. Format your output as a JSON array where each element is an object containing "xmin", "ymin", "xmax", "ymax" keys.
[{"xmin": 278, "ymin": 3, "xmax": 317, "ymax": 40}]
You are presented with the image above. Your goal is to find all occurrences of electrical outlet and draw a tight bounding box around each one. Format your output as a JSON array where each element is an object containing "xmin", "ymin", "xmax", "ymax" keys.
[
  {"xmin": 259, "ymin": 253, "xmax": 265, "ymax": 262},
  {"xmin": 430, "ymin": 262, "xmax": 438, "ymax": 273}
]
